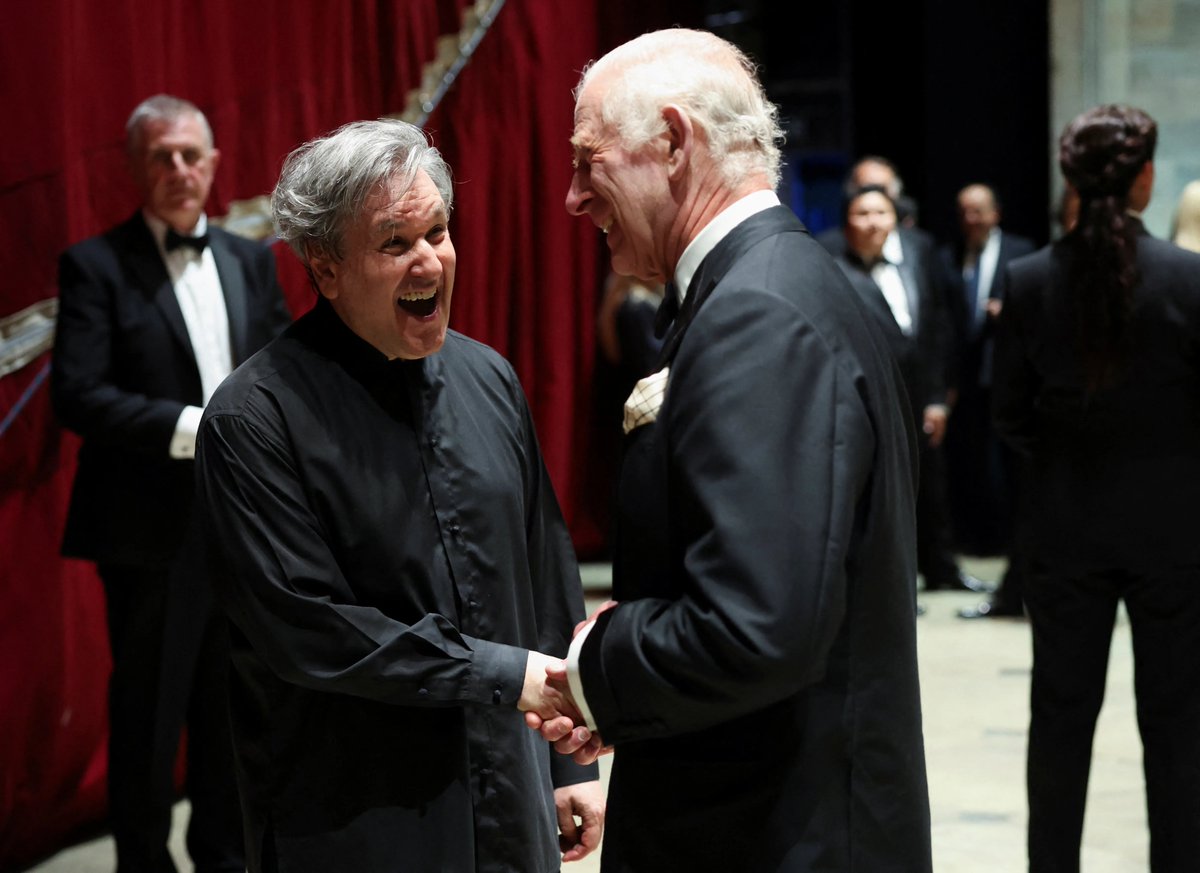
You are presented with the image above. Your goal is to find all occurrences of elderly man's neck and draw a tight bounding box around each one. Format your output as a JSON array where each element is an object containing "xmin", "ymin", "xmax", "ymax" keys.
[{"xmin": 665, "ymin": 172, "xmax": 773, "ymax": 275}]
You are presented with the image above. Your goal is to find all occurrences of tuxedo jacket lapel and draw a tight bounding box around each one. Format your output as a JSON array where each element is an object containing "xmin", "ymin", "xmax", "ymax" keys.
[
  {"xmin": 117, "ymin": 214, "xmax": 195, "ymax": 359},
  {"xmin": 655, "ymin": 205, "xmax": 804, "ymax": 370},
  {"xmin": 859, "ymin": 272, "xmax": 909, "ymax": 341},
  {"xmin": 896, "ymin": 238, "xmax": 921, "ymax": 325}
]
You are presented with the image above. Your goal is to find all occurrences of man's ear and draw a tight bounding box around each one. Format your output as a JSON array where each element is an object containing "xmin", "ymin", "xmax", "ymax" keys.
[
  {"xmin": 306, "ymin": 245, "xmax": 339, "ymax": 299},
  {"xmin": 661, "ymin": 105, "xmax": 693, "ymax": 181}
]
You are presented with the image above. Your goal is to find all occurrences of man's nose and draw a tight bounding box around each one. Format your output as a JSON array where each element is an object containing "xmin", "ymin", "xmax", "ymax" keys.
[
  {"xmin": 409, "ymin": 239, "xmax": 443, "ymax": 275},
  {"xmin": 565, "ymin": 173, "xmax": 590, "ymax": 216}
]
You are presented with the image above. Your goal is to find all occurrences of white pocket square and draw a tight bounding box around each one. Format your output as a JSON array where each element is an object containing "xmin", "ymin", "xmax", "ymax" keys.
[{"xmin": 623, "ymin": 367, "xmax": 670, "ymax": 434}]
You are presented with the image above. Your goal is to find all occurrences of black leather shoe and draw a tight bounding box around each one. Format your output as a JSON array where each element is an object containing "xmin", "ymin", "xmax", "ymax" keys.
[
  {"xmin": 924, "ymin": 572, "xmax": 994, "ymax": 593},
  {"xmin": 957, "ymin": 573, "xmax": 995, "ymax": 594},
  {"xmin": 958, "ymin": 601, "xmax": 1023, "ymax": 619}
]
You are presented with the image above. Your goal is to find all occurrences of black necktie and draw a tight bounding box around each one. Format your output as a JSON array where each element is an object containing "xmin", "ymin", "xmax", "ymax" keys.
[
  {"xmin": 964, "ymin": 252, "xmax": 982, "ymax": 335},
  {"xmin": 165, "ymin": 227, "xmax": 209, "ymax": 254}
]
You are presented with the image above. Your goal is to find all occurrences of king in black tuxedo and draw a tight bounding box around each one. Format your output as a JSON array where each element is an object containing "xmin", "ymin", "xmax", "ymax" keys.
[
  {"xmin": 51, "ymin": 95, "xmax": 290, "ymax": 873},
  {"xmin": 537, "ymin": 30, "xmax": 932, "ymax": 872}
]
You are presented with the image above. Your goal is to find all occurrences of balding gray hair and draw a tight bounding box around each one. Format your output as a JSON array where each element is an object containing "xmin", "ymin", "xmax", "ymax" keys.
[
  {"xmin": 271, "ymin": 118, "xmax": 454, "ymax": 263},
  {"xmin": 125, "ymin": 94, "xmax": 213, "ymax": 158},
  {"xmin": 578, "ymin": 29, "xmax": 783, "ymax": 189}
]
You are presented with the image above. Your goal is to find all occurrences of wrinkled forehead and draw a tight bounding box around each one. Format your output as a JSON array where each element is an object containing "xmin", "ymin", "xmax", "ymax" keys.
[
  {"xmin": 851, "ymin": 191, "xmax": 895, "ymax": 214},
  {"xmin": 854, "ymin": 162, "xmax": 895, "ymax": 188},
  {"xmin": 959, "ymin": 188, "xmax": 997, "ymax": 212},
  {"xmin": 366, "ymin": 170, "xmax": 447, "ymax": 227},
  {"xmin": 140, "ymin": 115, "xmax": 211, "ymax": 150},
  {"xmin": 571, "ymin": 75, "xmax": 603, "ymax": 131}
]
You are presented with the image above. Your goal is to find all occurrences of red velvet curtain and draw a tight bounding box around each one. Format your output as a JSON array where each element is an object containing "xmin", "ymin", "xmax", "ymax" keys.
[{"xmin": 0, "ymin": 1, "xmax": 689, "ymax": 866}]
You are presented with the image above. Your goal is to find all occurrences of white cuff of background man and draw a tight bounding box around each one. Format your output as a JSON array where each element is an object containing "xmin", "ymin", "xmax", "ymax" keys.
[{"xmin": 170, "ymin": 405, "xmax": 204, "ymax": 459}]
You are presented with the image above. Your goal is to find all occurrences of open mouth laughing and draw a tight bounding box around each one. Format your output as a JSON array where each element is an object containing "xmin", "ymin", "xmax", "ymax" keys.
[{"xmin": 397, "ymin": 287, "xmax": 438, "ymax": 318}]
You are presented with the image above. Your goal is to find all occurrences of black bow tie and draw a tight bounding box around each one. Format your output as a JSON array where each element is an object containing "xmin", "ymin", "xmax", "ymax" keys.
[
  {"xmin": 653, "ymin": 283, "xmax": 680, "ymax": 338},
  {"xmin": 165, "ymin": 227, "xmax": 209, "ymax": 253}
]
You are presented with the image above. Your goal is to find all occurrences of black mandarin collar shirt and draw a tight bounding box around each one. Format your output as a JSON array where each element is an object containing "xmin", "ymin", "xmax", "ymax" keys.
[{"xmin": 196, "ymin": 297, "xmax": 594, "ymax": 873}]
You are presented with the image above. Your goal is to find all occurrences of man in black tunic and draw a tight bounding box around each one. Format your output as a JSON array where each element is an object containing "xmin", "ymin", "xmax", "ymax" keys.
[{"xmin": 195, "ymin": 119, "xmax": 603, "ymax": 873}]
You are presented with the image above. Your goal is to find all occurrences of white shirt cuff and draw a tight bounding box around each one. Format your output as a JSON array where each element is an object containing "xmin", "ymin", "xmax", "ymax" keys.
[
  {"xmin": 566, "ymin": 621, "xmax": 599, "ymax": 731},
  {"xmin": 170, "ymin": 405, "xmax": 204, "ymax": 459}
]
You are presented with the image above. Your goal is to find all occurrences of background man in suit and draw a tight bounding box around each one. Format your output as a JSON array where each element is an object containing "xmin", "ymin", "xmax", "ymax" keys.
[
  {"xmin": 817, "ymin": 155, "xmax": 923, "ymax": 255},
  {"xmin": 939, "ymin": 184, "xmax": 1035, "ymax": 619},
  {"xmin": 820, "ymin": 171, "xmax": 985, "ymax": 599},
  {"xmin": 834, "ymin": 185, "xmax": 972, "ymax": 596},
  {"xmin": 51, "ymin": 94, "xmax": 291, "ymax": 873},
  {"xmin": 535, "ymin": 28, "xmax": 932, "ymax": 872}
]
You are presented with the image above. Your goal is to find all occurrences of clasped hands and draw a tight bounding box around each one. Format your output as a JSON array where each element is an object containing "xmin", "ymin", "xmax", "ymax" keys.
[{"xmin": 517, "ymin": 602, "xmax": 616, "ymax": 766}]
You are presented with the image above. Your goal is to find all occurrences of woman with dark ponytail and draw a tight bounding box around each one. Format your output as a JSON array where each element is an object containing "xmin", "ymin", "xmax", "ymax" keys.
[{"xmin": 993, "ymin": 104, "xmax": 1200, "ymax": 873}]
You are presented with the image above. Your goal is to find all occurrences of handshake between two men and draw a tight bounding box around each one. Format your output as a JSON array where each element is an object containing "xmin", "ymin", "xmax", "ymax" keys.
[{"xmin": 518, "ymin": 600, "xmax": 617, "ymax": 767}]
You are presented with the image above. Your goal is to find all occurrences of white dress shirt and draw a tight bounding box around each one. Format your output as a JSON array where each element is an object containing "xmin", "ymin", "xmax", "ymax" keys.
[
  {"xmin": 143, "ymin": 211, "xmax": 232, "ymax": 459},
  {"xmin": 871, "ymin": 257, "xmax": 914, "ymax": 335},
  {"xmin": 965, "ymin": 227, "xmax": 1001, "ymax": 332}
]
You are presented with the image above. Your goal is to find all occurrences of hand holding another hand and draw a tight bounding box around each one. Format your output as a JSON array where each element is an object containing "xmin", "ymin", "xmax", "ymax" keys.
[
  {"xmin": 518, "ymin": 651, "xmax": 580, "ymax": 724},
  {"xmin": 530, "ymin": 658, "xmax": 613, "ymax": 765}
]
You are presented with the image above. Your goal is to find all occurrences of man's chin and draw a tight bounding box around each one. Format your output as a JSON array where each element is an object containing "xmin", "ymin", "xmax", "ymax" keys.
[{"xmin": 153, "ymin": 203, "xmax": 204, "ymax": 230}]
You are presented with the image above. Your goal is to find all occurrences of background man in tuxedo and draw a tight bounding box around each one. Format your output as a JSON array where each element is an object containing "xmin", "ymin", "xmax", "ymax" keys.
[
  {"xmin": 536, "ymin": 28, "xmax": 932, "ymax": 872},
  {"xmin": 818, "ymin": 165, "xmax": 984, "ymax": 598},
  {"xmin": 939, "ymin": 184, "xmax": 1035, "ymax": 619},
  {"xmin": 51, "ymin": 94, "xmax": 291, "ymax": 873},
  {"xmin": 833, "ymin": 185, "xmax": 973, "ymax": 597}
]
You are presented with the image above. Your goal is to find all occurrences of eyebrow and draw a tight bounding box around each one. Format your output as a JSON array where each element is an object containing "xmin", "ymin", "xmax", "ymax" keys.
[{"xmin": 374, "ymin": 208, "xmax": 449, "ymax": 237}]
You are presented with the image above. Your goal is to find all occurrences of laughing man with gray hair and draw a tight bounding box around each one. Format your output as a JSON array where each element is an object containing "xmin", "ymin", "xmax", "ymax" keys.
[{"xmin": 195, "ymin": 118, "xmax": 603, "ymax": 873}]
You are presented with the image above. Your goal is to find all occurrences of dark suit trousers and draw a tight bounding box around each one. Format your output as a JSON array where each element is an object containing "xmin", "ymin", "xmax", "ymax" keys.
[
  {"xmin": 945, "ymin": 386, "xmax": 1014, "ymax": 555},
  {"xmin": 916, "ymin": 442, "xmax": 960, "ymax": 589},
  {"xmin": 100, "ymin": 564, "xmax": 244, "ymax": 873},
  {"xmin": 1024, "ymin": 566, "xmax": 1200, "ymax": 873}
]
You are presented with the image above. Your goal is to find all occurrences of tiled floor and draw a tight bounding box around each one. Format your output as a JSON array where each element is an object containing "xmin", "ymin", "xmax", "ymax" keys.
[{"xmin": 27, "ymin": 558, "xmax": 1151, "ymax": 872}]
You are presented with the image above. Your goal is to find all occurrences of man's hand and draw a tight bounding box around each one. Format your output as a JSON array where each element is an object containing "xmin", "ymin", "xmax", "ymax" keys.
[
  {"xmin": 522, "ymin": 654, "xmax": 589, "ymax": 748},
  {"xmin": 923, "ymin": 404, "xmax": 949, "ymax": 448},
  {"xmin": 554, "ymin": 780, "xmax": 606, "ymax": 863},
  {"xmin": 518, "ymin": 651, "xmax": 581, "ymax": 725},
  {"xmin": 534, "ymin": 659, "xmax": 614, "ymax": 764},
  {"xmin": 525, "ymin": 601, "xmax": 621, "ymax": 762},
  {"xmin": 574, "ymin": 599, "xmax": 617, "ymax": 637}
]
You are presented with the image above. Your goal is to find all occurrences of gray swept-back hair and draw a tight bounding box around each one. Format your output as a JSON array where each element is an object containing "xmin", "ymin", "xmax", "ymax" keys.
[
  {"xmin": 271, "ymin": 118, "xmax": 453, "ymax": 263},
  {"xmin": 125, "ymin": 94, "xmax": 213, "ymax": 158},
  {"xmin": 577, "ymin": 29, "xmax": 783, "ymax": 188}
]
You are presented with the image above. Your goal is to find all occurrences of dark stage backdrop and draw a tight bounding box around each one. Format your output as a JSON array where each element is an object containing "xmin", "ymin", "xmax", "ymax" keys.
[
  {"xmin": 847, "ymin": 1, "xmax": 1051, "ymax": 245},
  {"xmin": 0, "ymin": 0, "xmax": 687, "ymax": 866}
]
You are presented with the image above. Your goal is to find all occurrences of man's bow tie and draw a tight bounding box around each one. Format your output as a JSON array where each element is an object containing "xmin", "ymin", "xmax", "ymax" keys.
[{"xmin": 165, "ymin": 227, "xmax": 209, "ymax": 253}]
